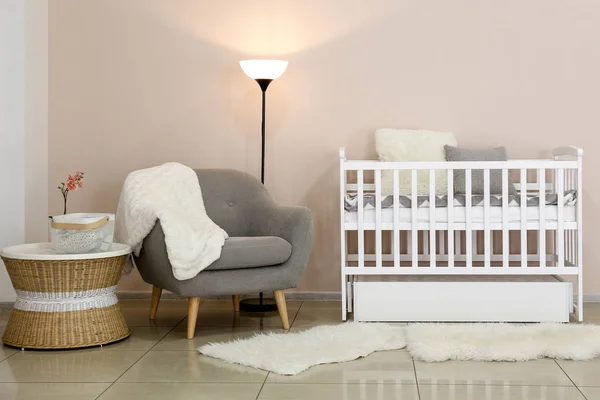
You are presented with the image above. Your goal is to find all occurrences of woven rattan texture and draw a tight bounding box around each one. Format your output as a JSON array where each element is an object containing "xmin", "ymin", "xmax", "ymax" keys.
[
  {"xmin": 1, "ymin": 255, "xmax": 126, "ymax": 292},
  {"xmin": 1, "ymin": 254, "xmax": 129, "ymax": 349},
  {"xmin": 2, "ymin": 304, "xmax": 129, "ymax": 349}
]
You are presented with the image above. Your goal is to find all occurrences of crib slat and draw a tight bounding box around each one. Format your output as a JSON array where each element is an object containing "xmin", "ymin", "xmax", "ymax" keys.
[
  {"xmin": 393, "ymin": 169, "xmax": 400, "ymax": 268},
  {"xmin": 576, "ymin": 160, "xmax": 583, "ymax": 322},
  {"xmin": 567, "ymin": 229, "xmax": 576, "ymax": 265},
  {"xmin": 429, "ymin": 169, "xmax": 436, "ymax": 268},
  {"xmin": 574, "ymin": 168, "xmax": 578, "ymax": 267},
  {"xmin": 411, "ymin": 169, "xmax": 418, "ymax": 268},
  {"xmin": 565, "ymin": 170, "xmax": 569, "ymax": 264},
  {"xmin": 465, "ymin": 169, "xmax": 473, "ymax": 268},
  {"xmin": 357, "ymin": 170, "xmax": 364, "ymax": 269},
  {"xmin": 557, "ymin": 168, "xmax": 564, "ymax": 268},
  {"xmin": 447, "ymin": 169, "xmax": 454, "ymax": 267},
  {"xmin": 484, "ymin": 169, "xmax": 491, "ymax": 268},
  {"xmin": 567, "ymin": 229, "xmax": 571, "ymax": 265},
  {"xmin": 570, "ymin": 169, "xmax": 575, "ymax": 266},
  {"xmin": 375, "ymin": 170, "xmax": 382, "ymax": 269},
  {"xmin": 568, "ymin": 169, "xmax": 573, "ymax": 265},
  {"xmin": 455, "ymin": 231, "xmax": 461, "ymax": 257},
  {"xmin": 502, "ymin": 168, "xmax": 509, "ymax": 268},
  {"xmin": 340, "ymin": 152, "xmax": 347, "ymax": 321},
  {"xmin": 520, "ymin": 169, "xmax": 528, "ymax": 268},
  {"xmin": 539, "ymin": 169, "xmax": 546, "ymax": 268}
]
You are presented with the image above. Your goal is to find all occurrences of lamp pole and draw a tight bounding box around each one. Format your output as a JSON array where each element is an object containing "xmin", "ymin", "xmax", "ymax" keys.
[
  {"xmin": 261, "ymin": 88, "xmax": 266, "ymax": 183},
  {"xmin": 238, "ymin": 60, "xmax": 288, "ymax": 313},
  {"xmin": 256, "ymin": 78, "xmax": 274, "ymax": 311},
  {"xmin": 256, "ymin": 78, "xmax": 272, "ymax": 184}
]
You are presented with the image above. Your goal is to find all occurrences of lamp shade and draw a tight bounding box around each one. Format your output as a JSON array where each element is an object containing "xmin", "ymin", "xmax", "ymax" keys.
[{"xmin": 240, "ymin": 60, "xmax": 288, "ymax": 80}]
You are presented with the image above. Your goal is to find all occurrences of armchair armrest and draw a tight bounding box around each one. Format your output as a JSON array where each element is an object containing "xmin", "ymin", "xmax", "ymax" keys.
[{"xmin": 249, "ymin": 204, "xmax": 314, "ymax": 286}]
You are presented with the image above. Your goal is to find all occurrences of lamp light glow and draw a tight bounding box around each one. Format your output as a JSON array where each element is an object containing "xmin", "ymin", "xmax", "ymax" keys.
[{"xmin": 240, "ymin": 59, "xmax": 288, "ymax": 80}]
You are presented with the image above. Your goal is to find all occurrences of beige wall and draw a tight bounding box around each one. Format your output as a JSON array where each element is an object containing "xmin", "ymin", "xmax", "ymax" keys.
[{"xmin": 49, "ymin": 0, "xmax": 600, "ymax": 294}]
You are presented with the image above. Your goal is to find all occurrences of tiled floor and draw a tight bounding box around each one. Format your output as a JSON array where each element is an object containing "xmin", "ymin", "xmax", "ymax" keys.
[{"xmin": 0, "ymin": 301, "xmax": 599, "ymax": 399}]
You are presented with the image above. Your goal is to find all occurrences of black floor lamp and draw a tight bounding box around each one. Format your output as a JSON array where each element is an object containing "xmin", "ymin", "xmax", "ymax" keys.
[{"xmin": 239, "ymin": 59, "xmax": 288, "ymax": 312}]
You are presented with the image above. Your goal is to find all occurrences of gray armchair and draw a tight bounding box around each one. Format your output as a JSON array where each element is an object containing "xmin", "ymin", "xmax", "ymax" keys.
[{"xmin": 134, "ymin": 169, "xmax": 313, "ymax": 338}]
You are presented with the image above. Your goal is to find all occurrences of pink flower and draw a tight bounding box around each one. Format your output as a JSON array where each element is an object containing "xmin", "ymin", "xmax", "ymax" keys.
[
  {"xmin": 73, "ymin": 171, "xmax": 84, "ymax": 188},
  {"xmin": 58, "ymin": 170, "xmax": 85, "ymax": 214}
]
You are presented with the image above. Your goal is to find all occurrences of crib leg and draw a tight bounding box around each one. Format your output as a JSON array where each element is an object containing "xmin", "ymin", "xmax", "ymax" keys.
[
  {"xmin": 341, "ymin": 274, "xmax": 347, "ymax": 321},
  {"xmin": 578, "ymin": 276, "xmax": 584, "ymax": 322},
  {"xmin": 347, "ymin": 280, "xmax": 353, "ymax": 313}
]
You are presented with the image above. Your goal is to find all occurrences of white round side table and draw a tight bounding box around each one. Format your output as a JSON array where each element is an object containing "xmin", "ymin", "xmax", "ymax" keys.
[{"xmin": 0, "ymin": 243, "xmax": 132, "ymax": 349}]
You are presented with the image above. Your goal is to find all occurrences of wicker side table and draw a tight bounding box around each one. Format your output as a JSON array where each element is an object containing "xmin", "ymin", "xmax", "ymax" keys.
[{"xmin": 0, "ymin": 243, "xmax": 132, "ymax": 349}]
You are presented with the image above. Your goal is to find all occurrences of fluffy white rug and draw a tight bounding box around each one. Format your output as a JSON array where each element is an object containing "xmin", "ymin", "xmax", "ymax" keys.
[
  {"xmin": 198, "ymin": 323, "xmax": 600, "ymax": 375},
  {"xmin": 198, "ymin": 322, "xmax": 406, "ymax": 375},
  {"xmin": 407, "ymin": 323, "xmax": 600, "ymax": 362}
]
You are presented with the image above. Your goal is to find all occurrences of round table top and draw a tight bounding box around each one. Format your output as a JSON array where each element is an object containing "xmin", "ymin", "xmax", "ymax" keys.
[{"xmin": 0, "ymin": 242, "xmax": 132, "ymax": 261}]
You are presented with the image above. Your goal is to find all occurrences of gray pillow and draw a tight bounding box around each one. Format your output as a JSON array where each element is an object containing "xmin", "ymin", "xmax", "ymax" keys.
[{"xmin": 444, "ymin": 145, "xmax": 517, "ymax": 195}]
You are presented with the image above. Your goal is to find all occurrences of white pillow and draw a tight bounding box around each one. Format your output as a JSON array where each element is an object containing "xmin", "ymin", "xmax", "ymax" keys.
[{"xmin": 375, "ymin": 128, "xmax": 457, "ymax": 196}]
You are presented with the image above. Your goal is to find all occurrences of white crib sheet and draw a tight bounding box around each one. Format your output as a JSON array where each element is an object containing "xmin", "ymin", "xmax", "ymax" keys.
[{"xmin": 344, "ymin": 205, "xmax": 576, "ymax": 223}]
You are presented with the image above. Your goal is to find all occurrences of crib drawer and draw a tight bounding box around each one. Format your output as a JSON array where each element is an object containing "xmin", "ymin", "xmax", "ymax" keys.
[{"xmin": 353, "ymin": 275, "xmax": 572, "ymax": 323}]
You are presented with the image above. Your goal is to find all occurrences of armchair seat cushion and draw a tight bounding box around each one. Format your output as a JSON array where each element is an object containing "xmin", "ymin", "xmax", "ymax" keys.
[{"xmin": 204, "ymin": 236, "xmax": 292, "ymax": 271}]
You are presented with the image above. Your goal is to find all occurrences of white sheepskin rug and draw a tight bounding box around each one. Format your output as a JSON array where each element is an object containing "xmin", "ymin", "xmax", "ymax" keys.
[
  {"xmin": 407, "ymin": 323, "xmax": 600, "ymax": 362},
  {"xmin": 198, "ymin": 322, "xmax": 406, "ymax": 375},
  {"xmin": 198, "ymin": 322, "xmax": 600, "ymax": 375}
]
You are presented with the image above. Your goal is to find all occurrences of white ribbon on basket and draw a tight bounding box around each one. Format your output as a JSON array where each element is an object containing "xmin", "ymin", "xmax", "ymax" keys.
[{"xmin": 14, "ymin": 286, "xmax": 118, "ymax": 312}]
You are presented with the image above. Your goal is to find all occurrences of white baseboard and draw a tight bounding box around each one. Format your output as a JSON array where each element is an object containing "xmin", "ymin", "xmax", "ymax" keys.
[
  {"xmin": 115, "ymin": 291, "xmax": 342, "ymax": 301},
  {"xmin": 584, "ymin": 294, "xmax": 600, "ymax": 302},
  {"xmin": 116, "ymin": 291, "xmax": 184, "ymax": 300},
  {"xmin": 115, "ymin": 291, "xmax": 600, "ymax": 303},
  {"xmin": 1, "ymin": 292, "xmax": 598, "ymax": 310}
]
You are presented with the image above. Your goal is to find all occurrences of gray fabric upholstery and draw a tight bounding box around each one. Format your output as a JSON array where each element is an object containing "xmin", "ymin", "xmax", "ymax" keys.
[
  {"xmin": 205, "ymin": 236, "xmax": 292, "ymax": 271},
  {"xmin": 444, "ymin": 145, "xmax": 517, "ymax": 195},
  {"xmin": 134, "ymin": 169, "xmax": 313, "ymax": 297}
]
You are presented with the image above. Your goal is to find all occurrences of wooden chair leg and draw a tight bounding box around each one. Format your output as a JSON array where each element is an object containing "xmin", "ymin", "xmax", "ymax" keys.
[
  {"xmin": 187, "ymin": 297, "xmax": 201, "ymax": 339},
  {"xmin": 232, "ymin": 295, "xmax": 240, "ymax": 312},
  {"xmin": 149, "ymin": 286, "xmax": 162, "ymax": 320},
  {"xmin": 273, "ymin": 290, "xmax": 290, "ymax": 330}
]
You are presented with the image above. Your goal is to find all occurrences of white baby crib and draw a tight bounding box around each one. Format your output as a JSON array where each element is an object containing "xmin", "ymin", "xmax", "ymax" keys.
[{"xmin": 339, "ymin": 146, "xmax": 583, "ymax": 323}]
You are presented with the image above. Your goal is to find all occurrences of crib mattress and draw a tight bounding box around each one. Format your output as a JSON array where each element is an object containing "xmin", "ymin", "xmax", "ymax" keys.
[{"xmin": 344, "ymin": 205, "xmax": 577, "ymax": 223}]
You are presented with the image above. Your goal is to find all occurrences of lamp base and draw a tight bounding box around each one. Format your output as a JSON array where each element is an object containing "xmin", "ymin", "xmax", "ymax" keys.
[{"xmin": 239, "ymin": 298, "xmax": 278, "ymax": 313}]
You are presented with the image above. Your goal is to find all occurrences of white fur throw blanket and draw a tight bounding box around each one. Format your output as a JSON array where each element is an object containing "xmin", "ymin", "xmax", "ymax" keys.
[{"xmin": 115, "ymin": 162, "xmax": 228, "ymax": 280}]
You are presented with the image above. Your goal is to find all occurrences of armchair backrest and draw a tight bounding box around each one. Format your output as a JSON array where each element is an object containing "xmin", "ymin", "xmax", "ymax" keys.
[{"xmin": 195, "ymin": 169, "xmax": 270, "ymax": 237}]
